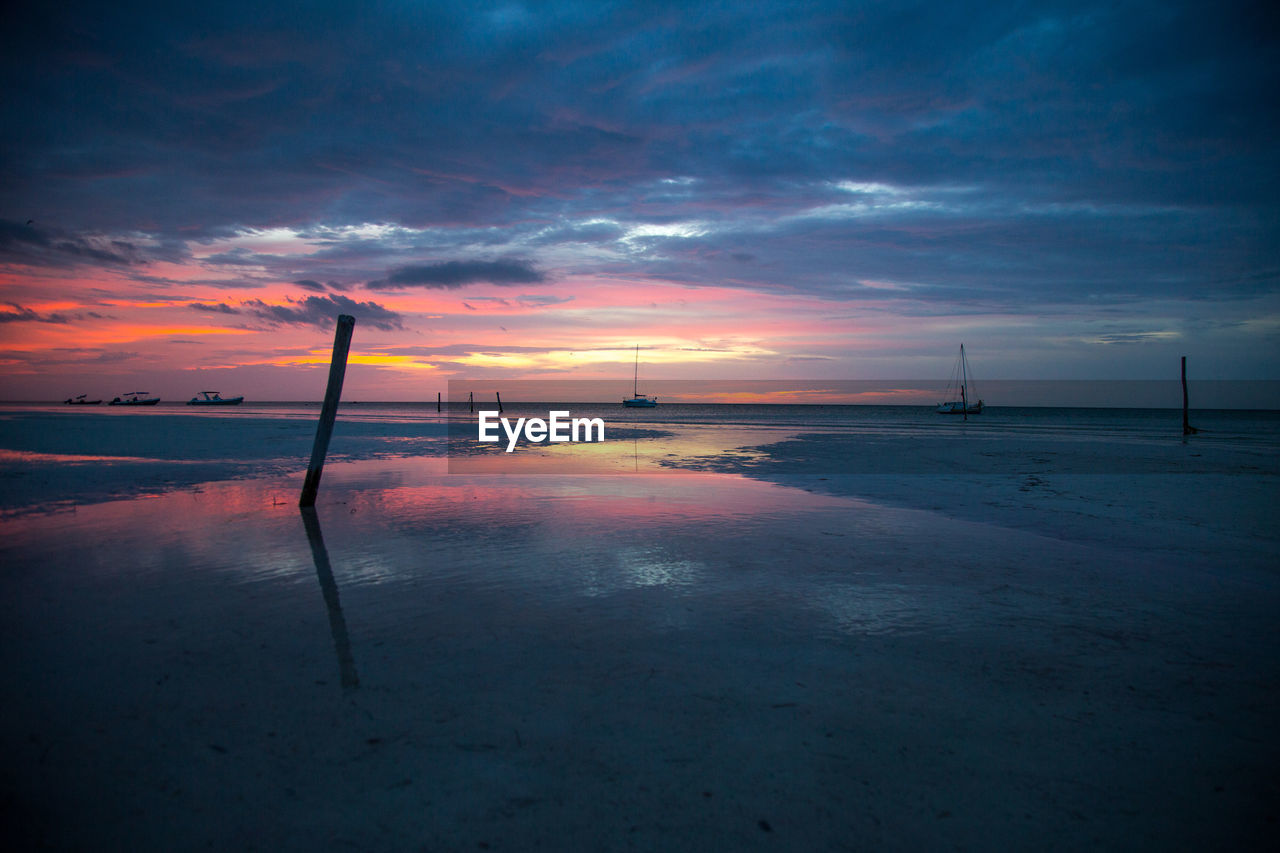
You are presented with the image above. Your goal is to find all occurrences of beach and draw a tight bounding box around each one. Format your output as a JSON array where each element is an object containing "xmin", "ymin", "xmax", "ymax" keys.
[{"xmin": 1, "ymin": 403, "xmax": 1277, "ymax": 850}]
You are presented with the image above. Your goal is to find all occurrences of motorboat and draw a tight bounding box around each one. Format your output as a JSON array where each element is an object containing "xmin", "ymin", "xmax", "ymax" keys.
[
  {"xmin": 187, "ymin": 391, "xmax": 244, "ymax": 405},
  {"xmin": 108, "ymin": 391, "xmax": 160, "ymax": 406}
]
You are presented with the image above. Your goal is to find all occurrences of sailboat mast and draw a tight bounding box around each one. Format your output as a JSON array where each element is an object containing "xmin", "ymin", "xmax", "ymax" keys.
[{"xmin": 633, "ymin": 345, "xmax": 639, "ymax": 397}]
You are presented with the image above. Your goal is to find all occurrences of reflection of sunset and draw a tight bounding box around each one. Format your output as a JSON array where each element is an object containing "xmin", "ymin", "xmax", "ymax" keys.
[{"xmin": 325, "ymin": 457, "xmax": 845, "ymax": 529}]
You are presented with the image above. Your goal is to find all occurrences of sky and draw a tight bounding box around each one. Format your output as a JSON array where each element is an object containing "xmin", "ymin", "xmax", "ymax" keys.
[{"xmin": 1, "ymin": 0, "xmax": 1277, "ymax": 402}]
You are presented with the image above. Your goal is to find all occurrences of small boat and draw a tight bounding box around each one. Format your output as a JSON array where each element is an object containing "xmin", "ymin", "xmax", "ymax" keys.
[
  {"xmin": 187, "ymin": 390, "xmax": 244, "ymax": 406},
  {"xmin": 108, "ymin": 391, "xmax": 161, "ymax": 406},
  {"xmin": 622, "ymin": 344, "xmax": 657, "ymax": 407},
  {"xmin": 64, "ymin": 394, "xmax": 102, "ymax": 405},
  {"xmin": 936, "ymin": 344, "xmax": 983, "ymax": 416}
]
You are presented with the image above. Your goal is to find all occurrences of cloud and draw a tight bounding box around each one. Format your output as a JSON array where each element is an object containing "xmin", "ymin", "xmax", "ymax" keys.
[
  {"xmin": 0, "ymin": 0, "xmax": 1277, "ymax": 380},
  {"xmin": 241, "ymin": 293, "xmax": 405, "ymax": 331},
  {"xmin": 368, "ymin": 259, "xmax": 546, "ymax": 290},
  {"xmin": 0, "ymin": 347, "xmax": 139, "ymax": 366},
  {"xmin": 0, "ymin": 302, "xmax": 69, "ymax": 324},
  {"xmin": 0, "ymin": 220, "xmax": 148, "ymax": 268},
  {"xmin": 517, "ymin": 294, "xmax": 574, "ymax": 308},
  {"xmin": 189, "ymin": 302, "xmax": 241, "ymax": 314}
]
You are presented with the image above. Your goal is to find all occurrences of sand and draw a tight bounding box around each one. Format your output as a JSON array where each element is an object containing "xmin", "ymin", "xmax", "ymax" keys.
[{"xmin": 1, "ymin": 408, "xmax": 1277, "ymax": 850}]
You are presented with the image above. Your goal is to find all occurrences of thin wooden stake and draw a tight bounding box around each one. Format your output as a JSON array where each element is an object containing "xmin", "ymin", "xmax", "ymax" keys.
[
  {"xmin": 437, "ymin": 391, "xmax": 441, "ymax": 413},
  {"xmin": 1182, "ymin": 356, "xmax": 1198, "ymax": 436},
  {"xmin": 299, "ymin": 315, "xmax": 355, "ymax": 507},
  {"xmin": 469, "ymin": 391, "xmax": 474, "ymax": 413},
  {"xmin": 496, "ymin": 391, "xmax": 503, "ymax": 413}
]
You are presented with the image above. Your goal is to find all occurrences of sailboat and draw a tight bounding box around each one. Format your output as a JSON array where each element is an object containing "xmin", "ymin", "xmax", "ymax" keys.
[
  {"xmin": 622, "ymin": 345, "xmax": 658, "ymax": 407},
  {"xmin": 936, "ymin": 344, "xmax": 983, "ymax": 415}
]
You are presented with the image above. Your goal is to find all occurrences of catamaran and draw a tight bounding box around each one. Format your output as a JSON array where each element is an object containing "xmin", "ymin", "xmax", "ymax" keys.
[
  {"xmin": 936, "ymin": 344, "xmax": 983, "ymax": 415},
  {"xmin": 622, "ymin": 345, "xmax": 657, "ymax": 407}
]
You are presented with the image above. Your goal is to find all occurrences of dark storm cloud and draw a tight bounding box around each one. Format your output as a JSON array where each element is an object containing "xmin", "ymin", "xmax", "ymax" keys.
[
  {"xmin": 368, "ymin": 259, "xmax": 546, "ymax": 290},
  {"xmin": 241, "ymin": 293, "xmax": 404, "ymax": 332},
  {"xmin": 0, "ymin": 1, "xmax": 1276, "ymax": 316}
]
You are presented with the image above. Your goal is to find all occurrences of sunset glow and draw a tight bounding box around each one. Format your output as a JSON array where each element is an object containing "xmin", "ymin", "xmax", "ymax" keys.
[{"xmin": 1, "ymin": 2, "xmax": 1276, "ymax": 402}]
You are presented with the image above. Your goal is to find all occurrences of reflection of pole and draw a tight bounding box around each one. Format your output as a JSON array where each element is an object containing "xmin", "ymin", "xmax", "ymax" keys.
[
  {"xmin": 301, "ymin": 508, "xmax": 359, "ymax": 690},
  {"xmin": 299, "ymin": 315, "xmax": 355, "ymax": 507}
]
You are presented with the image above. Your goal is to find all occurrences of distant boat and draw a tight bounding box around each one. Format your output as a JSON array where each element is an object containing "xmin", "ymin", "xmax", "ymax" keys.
[
  {"xmin": 936, "ymin": 344, "xmax": 983, "ymax": 415},
  {"xmin": 622, "ymin": 345, "xmax": 658, "ymax": 407},
  {"xmin": 64, "ymin": 394, "xmax": 102, "ymax": 405},
  {"xmin": 108, "ymin": 391, "xmax": 160, "ymax": 406},
  {"xmin": 187, "ymin": 390, "xmax": 244, "ymax": 406}
]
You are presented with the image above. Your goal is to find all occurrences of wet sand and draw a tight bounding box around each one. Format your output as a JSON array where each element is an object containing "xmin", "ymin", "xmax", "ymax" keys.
[{"xmin": 2, "ymin": 431, "xmax": 1277, "ymax": 850}]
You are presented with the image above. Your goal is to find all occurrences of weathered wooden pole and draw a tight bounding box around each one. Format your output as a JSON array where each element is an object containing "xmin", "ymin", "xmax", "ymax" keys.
[
  {"xmin": 1182, "ymin": 356, "xmax": 1198, "ymax": 435},
  {"xmin": 496, "ymin": 391, "xmax": 503, "ymax": 413},
  {"xmin": 299, "ymin": 315, "xmax": 355, "ymax": 507},
  {"xmin": 437, "ymin": 391, "xmax": 441, "ymax": 413},
  {"xmin": 469, "ymin": 391, "xmax": 474, "ymax": 413}
]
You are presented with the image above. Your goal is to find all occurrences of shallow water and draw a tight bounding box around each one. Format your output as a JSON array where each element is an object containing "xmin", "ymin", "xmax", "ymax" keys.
[{"xmin": 3, "ymin": 455, "xmax": 1277, "ymax": 850}]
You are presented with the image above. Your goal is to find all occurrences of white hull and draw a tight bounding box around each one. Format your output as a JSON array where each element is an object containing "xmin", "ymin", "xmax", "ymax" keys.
[
  {"xmin": 936, "ymin": 344, "xmax": 982, "ymax": 415},
  {"xmin": 936, "ymin": 400, "xmax": 982, "ymax": 414},
  {"xmin": 110, "ymin": 393, "xmax": 160, "ymax": 406},
  {"xmin": 188, "ymin": 395, "xmax": 244, "ymax": 405}
]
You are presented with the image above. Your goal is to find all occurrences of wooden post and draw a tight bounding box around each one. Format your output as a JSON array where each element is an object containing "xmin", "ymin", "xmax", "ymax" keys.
[
  {"xmin": 299, "ymin": 315, "xmax": 355, "ymax": 507},
  {"xmin": 437, "ymin": 391, "xmax": 441, "ymax": 413},
  {"xmin": 1182, "ymin": 356, "xmax": 1198, "ymax": 435},
  {"xmin": 496, "ymin": 391, "xmax": 503, "ymax": 413},
  {"xmin": 469, "ymin": 391, "xmax": 473, "ymax": 413}
]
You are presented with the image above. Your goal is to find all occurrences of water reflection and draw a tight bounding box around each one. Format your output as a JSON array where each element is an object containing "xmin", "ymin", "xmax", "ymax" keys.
[
  {"xmin": 0, "ymin": 453, "xmax": 1030, "ymax": 648},
  {"xmin": 300, "ymin": 507, "xmax": 359, "ymax": 690},
  {"xmin": 444, "ymin": 421, "xmax": 779, "ymax": 474}
]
